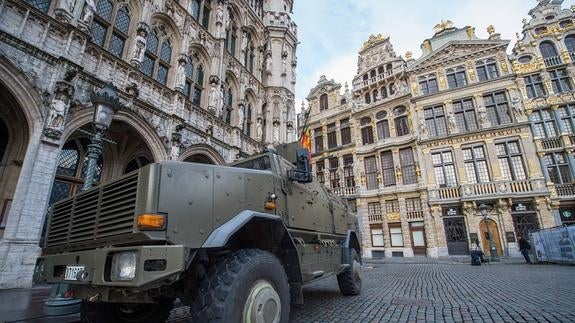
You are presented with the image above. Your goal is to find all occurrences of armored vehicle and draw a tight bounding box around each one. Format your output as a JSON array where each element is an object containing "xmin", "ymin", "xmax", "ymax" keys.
[{"xmin": 34, "ymin": 143, "xmax": 362, "ymax": 323}]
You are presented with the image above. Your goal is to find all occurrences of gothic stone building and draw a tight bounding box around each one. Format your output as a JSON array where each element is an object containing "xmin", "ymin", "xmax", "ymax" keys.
[{"xmin": 0, "ymin": 0, "xmax": 297, "ymax": 288}]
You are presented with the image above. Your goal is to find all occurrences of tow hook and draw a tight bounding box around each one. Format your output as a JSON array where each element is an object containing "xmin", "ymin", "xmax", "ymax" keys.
[{"xmin": 88, "ymin": 293, "xmax": 101, "ymax": 302}]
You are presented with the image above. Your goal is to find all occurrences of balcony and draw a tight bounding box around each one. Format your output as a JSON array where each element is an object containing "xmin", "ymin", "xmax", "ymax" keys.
[
  {"xmin": 556, "ymin": 183, "xmax": 575, "ymax": 198},
  {"xmin": 352, "ymin": 65, "xmax": 405, "ymax": 90},
  {"xmin": 540, "ymin": 137, "xmax": 563, "ymax": 150},
  {"xmin": 543, "ymin": 55, "xmax": 563, "ymax": 68},
  {"xmin": 368, "ymin": 213, "xmax": 383, "ymax": 223},
  {"xmin": 429, "ymin": 179, "xmax": 548, "ymax": 203},
  {"xmin": 332, "ymin": 186, "xmax": 357, "ymax": 197},
  {"xmin": 406, "ymin": 210, "xmax": 424, "ymax": 221}
]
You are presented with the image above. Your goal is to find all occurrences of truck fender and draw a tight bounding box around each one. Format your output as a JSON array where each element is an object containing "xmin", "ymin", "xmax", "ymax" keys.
[
  {"xmin": 201, "ymin": 210, "xmax": 304, "ymax": 304},
  {"xmin": 342, "ymin": 230, "xmax": 361, "ymax": 265}
]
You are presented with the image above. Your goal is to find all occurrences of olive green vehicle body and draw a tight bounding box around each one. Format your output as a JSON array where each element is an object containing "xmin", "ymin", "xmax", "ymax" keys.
[{"xmin": 34, "ymin": 144, "xmax": 360, "ymax": 304}]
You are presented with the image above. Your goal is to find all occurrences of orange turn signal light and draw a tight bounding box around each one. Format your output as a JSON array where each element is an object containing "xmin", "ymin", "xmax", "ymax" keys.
[
  {"xmin": 137, "ymin": 214, "xmax": 166, "ymax": 230},
  {"xmin": 265, "ymin": 201, "xmax": 276, "ymax": 210}
]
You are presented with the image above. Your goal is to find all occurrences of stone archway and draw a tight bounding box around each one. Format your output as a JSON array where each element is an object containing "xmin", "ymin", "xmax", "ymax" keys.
[
  {"xmin": 180, "ymin": 144, "xmax": 225, "ymax": 165},
  {"xmin": 184, "ymin": 154, "xmax": 215, "ymax": 164}
]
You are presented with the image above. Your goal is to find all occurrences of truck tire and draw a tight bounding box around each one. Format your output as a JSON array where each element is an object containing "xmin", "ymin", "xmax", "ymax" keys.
[
  {"xmin": 80, "ymin": 298, "xmax": 174, "ymax": 323},
  {"xmin": 191, "ymin": 248, "xmax": 290, "ymax": 323},
  {"xmin": 337, "ymin": 249, "xmax": 362, "ymax": 296}
]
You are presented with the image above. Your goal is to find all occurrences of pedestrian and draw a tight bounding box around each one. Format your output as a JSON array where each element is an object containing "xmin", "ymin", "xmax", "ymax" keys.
[{"xmin": 518, "ymin": 235, "xmax": 532, "ymax": 264}]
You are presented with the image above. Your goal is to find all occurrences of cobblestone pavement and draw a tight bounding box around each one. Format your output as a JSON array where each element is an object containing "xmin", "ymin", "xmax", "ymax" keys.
[{"xmin": 166, "ymin": 262, "xmax": 575, "ymax": 323}]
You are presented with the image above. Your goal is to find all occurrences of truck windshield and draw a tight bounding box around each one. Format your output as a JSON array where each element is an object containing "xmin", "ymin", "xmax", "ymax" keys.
[{"xmin": 231, "ymin": 156, "xmax": 272, "ymax": 170}]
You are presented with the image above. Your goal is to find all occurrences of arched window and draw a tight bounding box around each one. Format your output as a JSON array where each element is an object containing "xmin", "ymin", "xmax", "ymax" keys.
[
  {"xmin": 380, "ymin": 86, "xmax": 387, "ymax": 99},
  {"xmin": 362, "ymin": 74, "xmax": 368, "ymax": 81},
  {"xmin": 26, "ymin": 0, "xmax": 51, "ymax": 12},
  {"xmin": 225, "ymin": 84, "xmax": 233, "ymax": 124},
  {"xmin": 193, "ymin": 64, "xmax": 204, "ymax": 106},
  {"xmin": 225, "ymin": 12, "xmax": 238, "ymax": 56},
  {"xmin": 49, "ymin": 138, "xmax": 103, "ymax": 206},
  {"xmin": 372, "ymin": 89, "xmax": 379, "ymax": 102},
  {"xmin": 188, "ymin": 0, "xmax": 211, "ymax": 28},
  {"xmin": 319, "ymin": 93, "xmax": 328, "ymax": 111},
  {"xmin": 370, "ymin": 70, "xmax": 376, "ymax": 78},
  {"xmin": 539, "ymin": 41, "xmax": 558, "ymax": 58},
  {"xmin": 377, "ymin": 66, "xmax": 384, "ymax": 74},
  {"xmin": 184, "ymin": 58, "xmax": 194, "ymax": 98},
  {"xmin": 91, "ymin": 1, "xmax": 131, "ymax": 58},
  {"xmin": 141, "ymin": 29, "xmax": 172, "ymax": 85},
  {"xmin": 364, "ymin": 92, "xmax": 371, "ymax": 104},
  {"xmin": 243, "ymin": 32, "xmax": 255, "ymax": 72},
  {"xmin": 565, "ymin": 35, "xmax": 575, "ymax": 54},
  {"xmin": 389, "ymin": 83, "xmax": 395, "ymax": 96},
  {"xmin": 124, "ymin": 156, "xmax": 150, "ymax": 174},
  {"xmin": 189, "ymin": 0, "xmax": 200, "ymax": 19},
  {"xmin": 245, "ymin": 101, "xmax": 253, "ymax": 136}
]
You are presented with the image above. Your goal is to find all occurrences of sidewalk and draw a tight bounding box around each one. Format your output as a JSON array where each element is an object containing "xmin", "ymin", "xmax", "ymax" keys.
[
  {"xmin": 365, "ymin": 256, "xmax": 529, "ymax": 265},
  {"xmin": 0, "ymin": 285, "xmax": 78, "ymax": 323}
]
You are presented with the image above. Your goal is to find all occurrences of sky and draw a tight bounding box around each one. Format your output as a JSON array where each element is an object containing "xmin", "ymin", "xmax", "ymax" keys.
[{"xmin": 292, "ymin": 0, "xmax": 575, "ymax": 112}]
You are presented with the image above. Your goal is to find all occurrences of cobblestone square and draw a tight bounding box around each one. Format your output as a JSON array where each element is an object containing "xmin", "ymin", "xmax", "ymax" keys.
[{"xmin": 286, "ymin": 262, "xmax": 575, "ymax": 323}]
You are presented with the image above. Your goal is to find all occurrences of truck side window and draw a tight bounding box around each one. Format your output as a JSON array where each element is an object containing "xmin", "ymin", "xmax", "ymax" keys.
[{"xmin": 231, "ymin": 156, "xmax": 272, "ymax": 170}]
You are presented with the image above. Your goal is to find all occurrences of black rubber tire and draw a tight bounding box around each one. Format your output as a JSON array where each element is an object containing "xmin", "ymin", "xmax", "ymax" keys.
[
  {"xmin": 80, "ymin": 298, "xmax": 174, "ymax": 323},
  {"xmin": 190, "ymin": 248, "xmax": 290, "ymax": 323},
  {"xmin": 337, "ymin": 249, "xmax": 362, "ymax": 296}
]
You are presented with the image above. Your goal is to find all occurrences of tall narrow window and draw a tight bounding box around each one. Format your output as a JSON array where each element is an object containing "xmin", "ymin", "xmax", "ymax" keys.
[
  {"xmin": 364, "ymin": 156, "xmax": 378, "ymax": 190},
  {"xmin": 550, "ymin": 69, "xmax": 573, "ymax": 94},
  {"xmin": 329, "ymin": 157, "xmax": 340, "ymax": 189},
  {"xmin": 319, "ymin": 93, "xmax": 328, "ymax": 111},
  {"xmin": 532, "ymin": 109, "xmax": 558, "ymax": 138},
  {"xmin": 453, "ymin": 98, "xmax": 478, "ymax": 131},
  {"xmin": 201, "ymin": 2, "xmax": 211, "ymax": 29},
  {"xmin": 314, "ymin": 127, "xmax": 324, "ymax": 153},
  {"xmin": 245, "ymin": 102, "xmax": 253, "ymax": 136},
  {"xmin": 483, "ymin": 92, "xmax": 512, "ymax": 126},
  {"xmin": 543, "ymin": 152, "xmax": 572, "ymax": 184},
  {"xmin": 377, "ymin": 120, "xmax": 390, "ymax": 140},
  {"xmin": 424, "ymin": 105, "xmax": 448, "ymax": 137},
  {"xmin": 225, "ymin": 15, "xmax": 237, "ymax": 56},
  {"xmin": 316, "ymin": 160, "xmax": 325, "ymax": 184},
  {"xmin": 565, "ymin": 35, "xmax": 575, "ymax": 54},
  {"xmin": 380, "ymin": 86, "xmax": 388, "ymax": 99},
  {"xmin": 371, "ymin": 227, "xmax": 384, "ymax": 247},
  {"xmin": 343, "ymin": 154, "xmax": 355, "ymax": 188},
  {"xmin": 193, "ymin": 65, "xmax": 204, "ymax": 106},
  {"xmin": 183, "ymin": 59, "xmax": 194, "ymax": 98},
  {"xmin": 372, "ymin": 89, "xmax": 379, "ymax": 102},
  {"xmin": 446, "ymin": 66, "xmax": 467, "ymax": 89},
  {"xmin": 524, "ymin": 74, "xmax": 547, "ymax": 98},
  {"xmin": 225, "ymin": 87, "xmax": 233, "ymax": 124},
  {"xmin": 380, "ymin": 151, "xmax": 396, "ymax": 186},
  {"xmin": 340, "ymin": 118, "xmax": 351, "ymax": 145},
  {"xmin": 496, "ymin": 141, "xmax": 526, "ymax": 181},
  {"xmin": 476, "ymin": 58, "xmax": 499, "ymax": 82},
  {"xmin": 142, "ymin": 30, "xmax": 172, "ymax": 85},
  {"xmin": 361, "ymin": 117, "xmax": 374, "ymax": 145},
  {"xmin": 395, "ymin": 116, "xmax": 409, "ymax": 137},
  {"xmin": 400, "ymin": 148, "xmax": 417, "ymax": 185},
  {"xmin": 364, "ymin": 92, "xmax": 371, "ymax": 104},
  {"xmin": 559, "ymin": 105, "xmax": 575, "ymax": 135},
  {"xmin": 91, "ymin": 1, "xmax": 131, "ymax": 58},
  {"xmin": 540, "ymin": 41, "xmax": 561, "ymax": 67},
  {"xmin": 327, "ymin": 123, "xmax": 337, "ymax": 149},
  {"xmin": 432, "ymin": 151, "xmax": 457, "ymax": 187},
  {"xmin": 463, "ymin": 145, "xmax": 490, "ymax": 184},
  {"xmin": 189, "ymin": 0, "xmax": 200, "ymax": 19}
]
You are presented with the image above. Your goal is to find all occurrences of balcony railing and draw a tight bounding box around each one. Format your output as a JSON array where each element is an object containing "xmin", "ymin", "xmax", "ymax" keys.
[
  {"xmin": 540, "ymin": 137, "xmax": 563, "ymax": 150},
  {"xmin": 544, "ymin": 55, "xmax": 563, "ymax": 68},
  {"xmin": 429, "ymin": 179, "xmax": 547, "ymax": 202},
  {"xmin": 556, "ymin": 183, "xmax": 575, "ymax": 197},
  {"xmin": 353, "ymin": 66, "xmax": 405, "ymax": 89},
  {"xmin": 406, "ymin": 210, "xmax": 424, "ymax": 220},
  {"xmin": 368, "ymin": 213, "xmax": 383, "ymax": 223},
  {"xmin": 332, "ymin": 186, "xmax": 357, "ymax": 197}
]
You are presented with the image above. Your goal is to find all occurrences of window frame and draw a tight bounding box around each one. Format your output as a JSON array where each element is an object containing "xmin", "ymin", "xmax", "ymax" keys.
[
  {"xmin": 453, "ymin": 98, "xmax": 478, "ymax": 132},
  {"xmin": 524, "ymin": 74, "xmax": 547, "ymax": 98},
  {"xmin": 380, "ymin": 150, "xmax": 396, "ymax": 187},
  {"xmin": 462, "ymin": 145, "xmax": 491, "ymax": 184},
  {"xmin": 446, "ymin": 66, "xmax": 468, "ymax": 89},
  {"xmin": 432, "ymin": 150, "xmax": 458, "ymax": 187},
  {"xmin": 483, "ymin": 91, "xmax": 513, "ymax": 126},
  {"xmin": 496, "ymin": 140, "xmax": 527, "ymax": 181},
  {"xmin": 424, "ymin": 105, "xmax": 448, "ymax": 137}
]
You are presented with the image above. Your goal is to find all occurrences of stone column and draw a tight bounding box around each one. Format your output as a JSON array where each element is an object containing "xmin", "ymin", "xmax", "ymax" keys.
[
  {"xmin": 0, "ymin": 132, "xmax": 61, "ymax": 288},
  {"xmin": 398, "ymin": 197, "xmax": 413, "ymax": 257},
  {"xmin": 430, "ymin": 205, "xmax": 448, "ymax": 257}
]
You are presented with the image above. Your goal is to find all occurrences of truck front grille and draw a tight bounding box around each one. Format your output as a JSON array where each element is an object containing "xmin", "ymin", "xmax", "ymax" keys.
[{"xmin": 46, "ymin": 172, "xmax": 139, "ymax": 250}]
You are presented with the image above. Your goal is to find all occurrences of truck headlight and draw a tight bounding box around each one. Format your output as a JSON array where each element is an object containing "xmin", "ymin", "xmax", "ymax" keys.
[{"xmin": 111, "ymin": 251, "xmax": 137, "ymax": 281}]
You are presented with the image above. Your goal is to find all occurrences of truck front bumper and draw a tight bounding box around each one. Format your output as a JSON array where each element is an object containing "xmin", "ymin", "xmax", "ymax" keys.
[{"xmin": 34, "ymin": 245, "xmax": 189, "ymax": 289}]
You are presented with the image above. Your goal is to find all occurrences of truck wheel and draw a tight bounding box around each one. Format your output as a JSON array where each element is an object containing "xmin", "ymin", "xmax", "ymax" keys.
[
  {"xmin": 337, "ymin": 249, "xmax": 362, "ymax": 296},
  {"xmin": 191, "ymin": 249, "xmax": 290, "ymax": 323},
  {"xmin": 80, "ymin": 298, "xmax": 174, "ymax": 323}
]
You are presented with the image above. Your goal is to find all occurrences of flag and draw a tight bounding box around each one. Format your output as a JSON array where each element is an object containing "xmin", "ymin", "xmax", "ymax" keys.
[{"xmin": 300, "ymin": 128, "xmax": 311, "ymax": 151}]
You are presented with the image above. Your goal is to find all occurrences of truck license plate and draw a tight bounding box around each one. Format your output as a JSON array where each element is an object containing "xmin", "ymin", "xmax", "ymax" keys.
[{"xmin": 64, "ymin": 265, "xmax": 85, "ymax": 281}]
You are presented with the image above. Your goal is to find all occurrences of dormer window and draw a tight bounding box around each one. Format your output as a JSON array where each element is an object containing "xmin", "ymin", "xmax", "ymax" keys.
[{"xmin": 319, "ymin": 93, "xmax": 328, "ymax": 111}]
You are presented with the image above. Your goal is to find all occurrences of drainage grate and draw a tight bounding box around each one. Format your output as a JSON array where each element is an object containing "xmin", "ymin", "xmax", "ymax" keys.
[{"xmin": 391, "ymin": 298, "xmax": 432, "ymax": 306}]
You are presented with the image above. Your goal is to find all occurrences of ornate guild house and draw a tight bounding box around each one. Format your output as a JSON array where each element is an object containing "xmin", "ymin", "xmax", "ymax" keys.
[
  {"xmin": 300, "ymin": 0, "xmax": 575, "ymax": 259},
  {"xmin": 0, "ymin": 0, "xmax": 297, "ymax": 288}
]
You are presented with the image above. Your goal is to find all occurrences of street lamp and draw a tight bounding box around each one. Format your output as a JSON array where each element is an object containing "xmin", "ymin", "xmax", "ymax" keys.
[
  {"xmin": 82, "ymin": 83, "xmax": 124, "ymax": 191},
  {"xmin": 44, "ymin": 84, "xmax": 124, "ymax": 316},
  {"xmin": 478, "ymin": 203, "xmax": 500, "ymax": 262}
]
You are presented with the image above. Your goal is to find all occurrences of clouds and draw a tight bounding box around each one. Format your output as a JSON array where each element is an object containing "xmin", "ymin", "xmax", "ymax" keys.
[{"xmin": 292, "ymin": 0, "xmax": 575, "ymax": 111}]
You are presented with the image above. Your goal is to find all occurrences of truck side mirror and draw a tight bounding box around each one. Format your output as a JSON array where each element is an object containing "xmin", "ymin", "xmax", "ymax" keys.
[{"xmin": 287, "ymin": 148, "xmax": 313, "ymax": 183}]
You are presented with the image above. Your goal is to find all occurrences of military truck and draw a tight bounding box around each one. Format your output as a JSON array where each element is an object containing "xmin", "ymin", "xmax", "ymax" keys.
[{"xmin": 33, "ymin": 143, "xmax": 362, "ymax": 322}]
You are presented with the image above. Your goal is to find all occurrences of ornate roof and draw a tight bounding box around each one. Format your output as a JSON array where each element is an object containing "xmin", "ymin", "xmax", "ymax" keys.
[{"xmin": 359, "ymin": 34, "xmax": 390, "ymax": 53}]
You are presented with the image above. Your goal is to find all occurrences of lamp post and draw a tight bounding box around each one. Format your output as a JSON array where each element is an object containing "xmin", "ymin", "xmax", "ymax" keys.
[
  {"xmin": 44, "ymin": 83, "xmax": 124, "ymax": 316},
  {"xmin": 478, "ymin": 203, "xmax": 499, "ymax": 262}
]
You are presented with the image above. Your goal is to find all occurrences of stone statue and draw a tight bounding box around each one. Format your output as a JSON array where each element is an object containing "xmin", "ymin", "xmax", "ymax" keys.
[
  {"xmin": 512, "ymin": 96, "xmax": 524, "ymax": 116},
  {"xmin": 282, "ymin": 56, "xmax": 287, "ymax": 75},
  {"xmin": 61, "ymin": 0, "xmax": 76, "ymax": 13},
  {"xmin": 447, "ymin": 113, "xmax": 456, "ymax": 131},
  {"xmin": 418, "ymin": 118, "xmax": 427, "ymax": 135},
  {"xmin": 273, "ymin": 125, "xmax": 280, "ymax": 142},
  {"xmin": 208, "ymin": 84, "xmax": 218, "ymax": 112},
  {"xmin": 81, "ymin": 0, "xmax": 95, "ymax": 23},
  {"xmin": 256, "ymin": 119, "xmax": 263, "ymax": 139},
  {"xmin": 46, "ymin": 94, "xmax": 68, "ymax": 130},
  {"xmin": 265, "ymin": 53, "xmax": 272, "ymax": 74},
  {"xmin": 216, "ymin": 3, "xmax": 225, "ymax": 38},
  {"xmin": 237, "ymin": 106, "xmax": 245, "ymax": 129},
  {"xmin": 170, "ymin": 144, "xmax": 179, "ymax": 161},
  {"xmin": 131, "ymin": 29, "xmax": 147, "ymax": 65},
  {"xmin": 241, "ymin": 31, "xmax": 248, "ymax": 52},
  {"xmin": 477, "ymin": 105, "xmax": 488, "ymax": 125},
  {"xmin": 291, "ymin": 63, "xmax": 297, "ymax": 82},
  {"xmin": 176, "ymin": 60, "xmax": 186, "ymax": 89}
]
